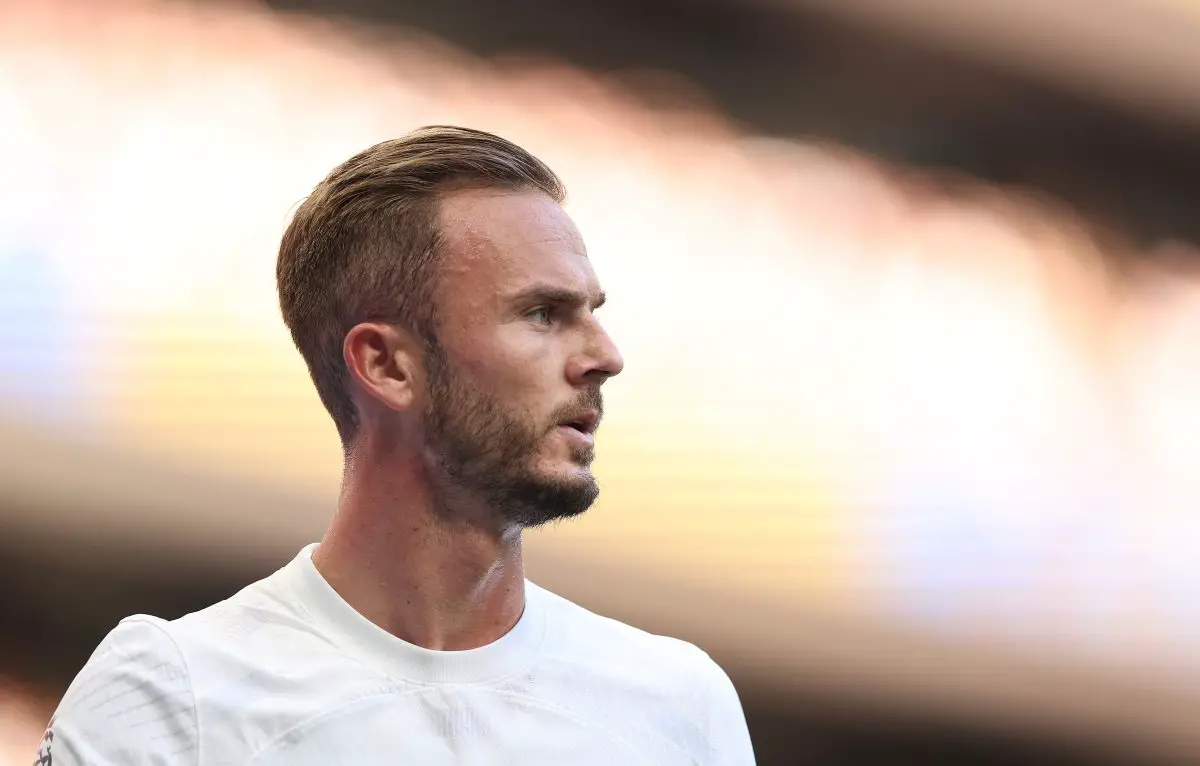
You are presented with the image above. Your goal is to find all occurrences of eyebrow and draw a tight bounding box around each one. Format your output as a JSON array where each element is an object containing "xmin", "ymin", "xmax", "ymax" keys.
[{"xmin": 508, "ymin": 284, "xmax": 607, "ymax": 310}]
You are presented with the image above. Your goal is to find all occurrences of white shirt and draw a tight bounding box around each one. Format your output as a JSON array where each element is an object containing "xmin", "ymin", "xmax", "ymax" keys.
[{"xmin": 40, "ymin": 544, "xmax": 756, "ymax": 765}]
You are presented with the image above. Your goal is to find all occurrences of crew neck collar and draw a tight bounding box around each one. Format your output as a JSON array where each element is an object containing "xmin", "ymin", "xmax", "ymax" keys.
[{"xmin": 284, "ymin": 543, "xmax": 547, "ymax": 685}]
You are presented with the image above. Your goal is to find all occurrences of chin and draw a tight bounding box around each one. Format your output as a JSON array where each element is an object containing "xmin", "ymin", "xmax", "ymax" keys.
[
  {"xmin": 499, "ymin": 471, "xmax": 600, "ymax": 529},
  {"xmin": 541, "ymin": 440, "xmax": 595, "ymax": 468}
]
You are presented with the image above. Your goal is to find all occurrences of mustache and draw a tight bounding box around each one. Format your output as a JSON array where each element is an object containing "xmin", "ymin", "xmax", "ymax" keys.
[{"xmin": 548, "ymin": 388, "xmax": 604, "ymax": 427}]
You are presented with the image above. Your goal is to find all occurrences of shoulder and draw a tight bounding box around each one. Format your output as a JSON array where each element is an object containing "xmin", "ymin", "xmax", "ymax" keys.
[
  {"xmin": 44, "ymin": 616, "xmax": 198, "ymax": 765},
  {"xmin": 66, "ymin": 615, "xmax": 193, "ymax": 703},
  {"xmin": 531, "ymin": 584, "xmax": 756, "ymax": 764},
  {"xmin": 166, "ymin": 551, "xmax": 332, "ymax": 665},
  {"xmin": 532, "ymin": 581, "xmax": 728, "ymax": 691},
  {"xmin": 40, "ymin": 561, "xmax": 318, "ymax": 765}
]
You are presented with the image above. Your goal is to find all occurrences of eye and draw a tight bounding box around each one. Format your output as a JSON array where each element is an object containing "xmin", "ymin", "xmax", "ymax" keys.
[{"xmin": 525, "ymin": 305, "xmax": 554, "ymax": 325}]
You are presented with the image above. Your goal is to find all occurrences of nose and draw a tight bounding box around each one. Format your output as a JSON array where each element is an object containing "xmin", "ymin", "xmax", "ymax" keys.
[{"xmin": 568, "ymin": 319, "xmax": 624, "ymax": 387}]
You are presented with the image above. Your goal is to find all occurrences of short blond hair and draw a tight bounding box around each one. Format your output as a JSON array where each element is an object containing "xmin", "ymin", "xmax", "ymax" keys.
[{"xmin": 276, "ymin": 126, "xmax": 566, "ymax": 444}]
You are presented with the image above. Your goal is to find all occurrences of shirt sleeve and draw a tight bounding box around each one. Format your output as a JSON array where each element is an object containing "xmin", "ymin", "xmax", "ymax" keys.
[
  {"xmin": 35, "ymin": 617, "xmax": 199, "ymax": 766},
  {"xmin": 702, "ymin": 655, "xmax": 756, "ymax": 766}
]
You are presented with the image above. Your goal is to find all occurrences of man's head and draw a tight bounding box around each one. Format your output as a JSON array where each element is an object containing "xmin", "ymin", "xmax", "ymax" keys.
[{"xmin": 277, "ymin": 126, "xmax": 623, "ymax": 528}]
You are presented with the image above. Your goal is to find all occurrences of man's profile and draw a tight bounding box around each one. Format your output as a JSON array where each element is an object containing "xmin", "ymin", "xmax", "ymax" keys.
[{"xmin": 39, "ymin": 126, "xmax": 755, "ymax": 765}]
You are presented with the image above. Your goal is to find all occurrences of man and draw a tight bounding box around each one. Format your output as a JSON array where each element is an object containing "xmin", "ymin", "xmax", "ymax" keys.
[{"xmin": 39, "ymin": 126, "xmax": 755, "ymax": 765}]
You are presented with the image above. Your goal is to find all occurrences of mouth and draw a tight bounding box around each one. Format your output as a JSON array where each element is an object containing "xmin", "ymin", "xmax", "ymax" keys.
[{"xmin": 558, "ymin": 410, "xmax": 599, "ymax": 435}]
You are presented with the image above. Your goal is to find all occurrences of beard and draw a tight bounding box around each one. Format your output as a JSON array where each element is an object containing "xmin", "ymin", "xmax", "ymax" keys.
[{"xmin": 421, "ymin": 342, "xmax": 602, "ymax": 529}]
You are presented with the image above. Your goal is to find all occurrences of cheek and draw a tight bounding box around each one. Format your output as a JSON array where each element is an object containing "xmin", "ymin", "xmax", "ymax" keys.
[
  {"xmin": 473, "ymin": 331, "xmax": 563, "ymax": 390},
  {"xmin": 448, "ymin": 326, "xmax": 569, "ymax": 416}
]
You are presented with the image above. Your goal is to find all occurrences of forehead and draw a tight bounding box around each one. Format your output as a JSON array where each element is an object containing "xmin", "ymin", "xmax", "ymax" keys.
[{"xmin": 435, "ymin": 188, "xmax": 599, "ymax": 306}]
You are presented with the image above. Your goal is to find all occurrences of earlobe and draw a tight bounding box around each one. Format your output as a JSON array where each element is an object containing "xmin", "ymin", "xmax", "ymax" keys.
[{"xmin": 344, "ymin": 322, "xmax": 419, "ymax": 413}]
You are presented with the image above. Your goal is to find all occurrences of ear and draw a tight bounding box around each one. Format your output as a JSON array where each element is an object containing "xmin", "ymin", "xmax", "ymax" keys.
[{"xmin": 343, "ymin": 322, "xmax": 422, "ymax": 414}]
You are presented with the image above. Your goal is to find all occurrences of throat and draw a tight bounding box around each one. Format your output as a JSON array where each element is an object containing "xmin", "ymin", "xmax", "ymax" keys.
[{"xmin": 314, "ymin": 502, "xmax": 528, "ymax": 651}]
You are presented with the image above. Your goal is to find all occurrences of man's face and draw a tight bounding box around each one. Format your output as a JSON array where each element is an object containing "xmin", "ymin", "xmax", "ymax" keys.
[{"xmin": 420, "ymin": 188, "xmax": 624, "ymax": 528}]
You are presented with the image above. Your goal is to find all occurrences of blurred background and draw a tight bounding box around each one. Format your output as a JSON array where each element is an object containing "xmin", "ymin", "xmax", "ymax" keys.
[{"xmin": 4, "ymin": 0, "xmax": 1200, "ymax": 763}]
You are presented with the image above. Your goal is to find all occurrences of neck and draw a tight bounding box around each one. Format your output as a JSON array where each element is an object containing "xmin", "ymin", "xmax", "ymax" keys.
[{"xmin": 312, "ymin": 432, "xmax": 527, "ymax": 652}]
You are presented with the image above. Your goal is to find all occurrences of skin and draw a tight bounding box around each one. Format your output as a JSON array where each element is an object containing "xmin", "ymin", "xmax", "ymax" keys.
[{"xmin": 312, "ymin": 188, "xmax": 624, "ymax": 651}]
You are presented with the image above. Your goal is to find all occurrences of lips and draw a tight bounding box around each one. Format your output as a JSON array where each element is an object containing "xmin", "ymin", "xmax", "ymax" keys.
[{"xmin": 558, "ymin": 410, "xmax": 599, "ymax": 435}]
